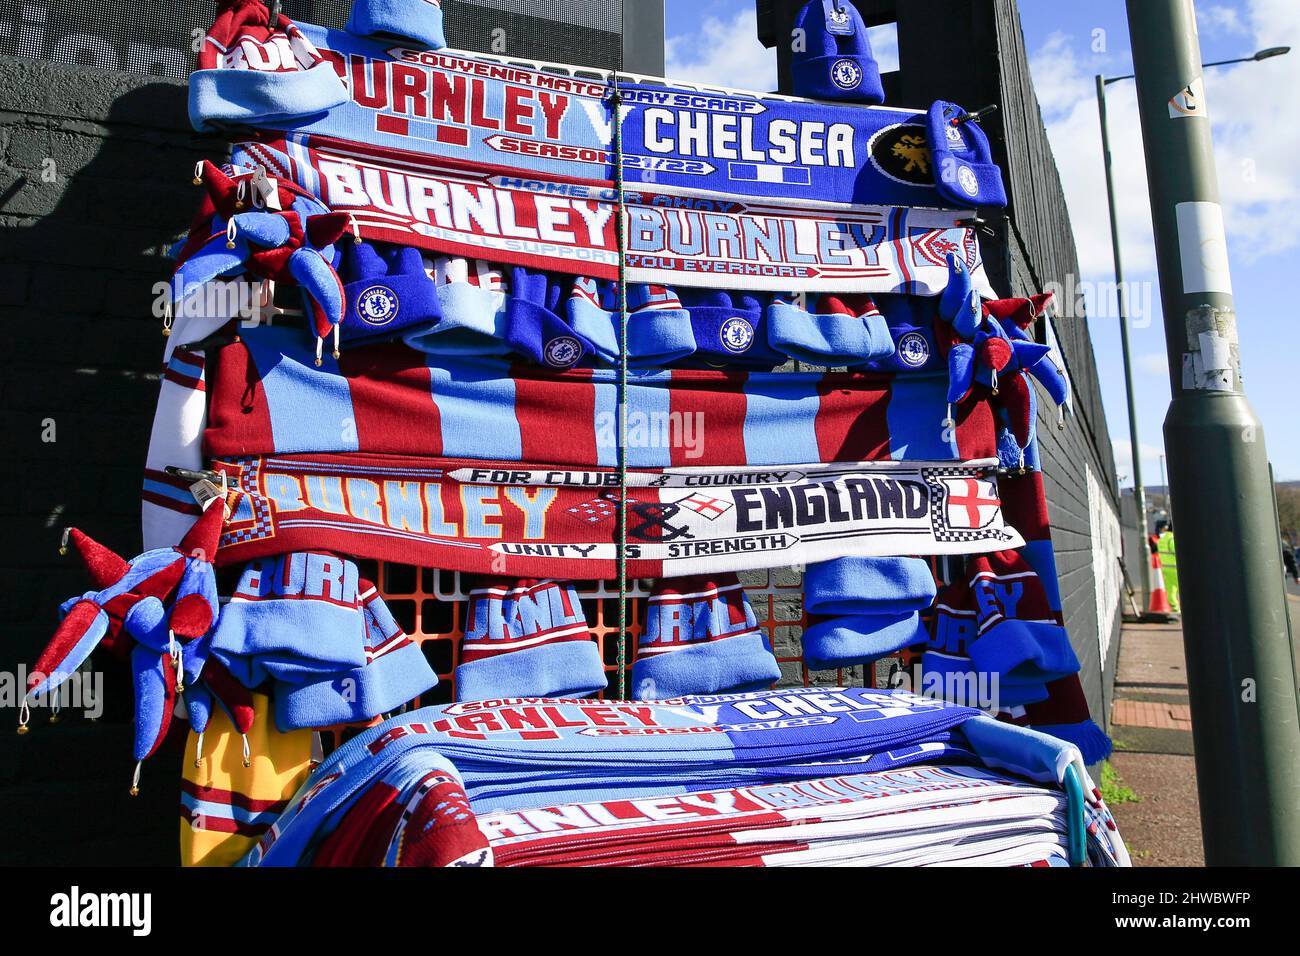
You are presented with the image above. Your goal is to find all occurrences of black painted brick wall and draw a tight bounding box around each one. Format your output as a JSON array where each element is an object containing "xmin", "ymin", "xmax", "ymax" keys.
[{"xmin": 0, "ymin": 56, "xmax": 226, "ymax": 864}]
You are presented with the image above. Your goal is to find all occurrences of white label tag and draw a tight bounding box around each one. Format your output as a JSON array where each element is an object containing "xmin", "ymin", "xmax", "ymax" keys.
[{"xmin": 1175, "ymin": 201, "xmax": 1233, "ymax": 294}]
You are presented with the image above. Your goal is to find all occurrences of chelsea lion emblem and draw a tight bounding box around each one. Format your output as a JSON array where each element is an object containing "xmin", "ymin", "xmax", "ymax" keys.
[
  {"xmin": 544, "ymin": 335, "xmax": 584, "ymax": 368},
  {"xmin": 356, "ymin": 285, "xmax": 399, "ymax": 327},
  {"xmin": 897, "ymin": 331, "xmax": 931, "ymax": 368},
  {"xmin": 719, "ymin": 316, "xmax": 755, "ymax": 353},
  {"xmin": 830, "ymin": 58, "xmax": 863, "ymax": 91}
]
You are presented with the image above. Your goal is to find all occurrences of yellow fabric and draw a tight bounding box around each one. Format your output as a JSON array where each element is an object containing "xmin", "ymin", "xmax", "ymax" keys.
[
  {"xmin": 1157, "ymin": 531, "xmax": 1179, "ymax": 611},
  {"xmin": 179, "ymin": 692, "xmax": 313, "ymax": 867}
]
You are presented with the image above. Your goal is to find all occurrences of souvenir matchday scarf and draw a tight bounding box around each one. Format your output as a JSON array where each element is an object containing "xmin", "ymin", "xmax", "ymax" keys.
[{"xmin": 250, "ymin": 22, "xmax": 996, "ymax": 213}]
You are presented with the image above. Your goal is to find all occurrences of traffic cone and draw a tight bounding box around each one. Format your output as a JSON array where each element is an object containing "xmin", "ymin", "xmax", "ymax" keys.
[{"xmin": 1146, "ymin": 548, "xmax": 1173, "ymax": 618}]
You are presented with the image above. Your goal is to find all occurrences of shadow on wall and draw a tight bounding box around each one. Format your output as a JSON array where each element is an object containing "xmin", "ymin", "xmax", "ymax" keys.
[{"xmin": 0, "ymin": 61, "xmax": 227, "ymax": 865}]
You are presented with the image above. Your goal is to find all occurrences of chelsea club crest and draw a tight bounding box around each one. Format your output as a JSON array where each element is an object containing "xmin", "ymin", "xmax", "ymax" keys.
[
  {"xmin": 356, "ymin": 285, "xmax": 399, "ymax": 327},
  {"xmin": 544, "ymin": 335, "xmax": 584, "ymax": 368},
  {"xmin": 830, "ymin": 58, "xmax": 863, "ymax": 91},
  {"xmin": 719, "ymin": 316, "xmax": 755, "ymax": 353},
  {"xmin": 897, "ymin": 331, "xmax": 931, "ymax": 368}
]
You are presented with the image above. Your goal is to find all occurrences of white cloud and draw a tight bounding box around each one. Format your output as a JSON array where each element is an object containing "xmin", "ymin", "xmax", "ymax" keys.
[
  {"xmin": 1198, "ymin": 5, "xmax": 1250, "ymax": 36},
  {"xmin": 1136, "ymin": 352, "xmax": 1169, "ymax": 377},
  {"xmin": 664, "ymin": 10, "xmax": 776, "ymax": 91},
  {"xmin": 1112, "ymin": 439, "xmax": 1166, "ymax": 487},
  {"xmin": 1027, "ymin": 33, "xmax": 1158, "ymax": 279},
  {"xmin": 1029, "ymin": 0, "xmax": 1300, "ymax": 279}
]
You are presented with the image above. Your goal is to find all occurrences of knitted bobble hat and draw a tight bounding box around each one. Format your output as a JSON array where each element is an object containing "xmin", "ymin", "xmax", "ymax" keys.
[
  {"xmin": 189, "ymin": 0, "xmax": 349, "ymax": 132},
  {"xmin": 768, "ymin": 293, "xmax": 894, "ymax": 366},
  {"xmin": 275, "ymin": 581, "xmax": 438, "ymax": 731},
  {"xmin": 503, "ymin": 268, "xmax": 596, "ymax": 369},
  {"xmin": 790, "ymin": 0, "xmax": 885, "ymax": 104},
  {"xmin": 801, "ymin": 557, "xmax": 935, "ymax": 669},
  {"xmin": 340, "ymin": 242, "xmax": 443, "ymax": 347},
  {"xmin": 346, "ymin": 0, "xmax": 447, "ymax": 51},
  {"xmin": 677, "ymin": 288, "xmax": 786, "ymax": 368},
  {"xmin": 566, "ymin": 278, "xmax": 698, "ymax": 367},
  {"xmin": 926, "ymin": 100, "xmax": 1008, "ymax": 208},
  {"xmin": 454, "ymin": 579, "xmax": 606, "ymax": 701},
  {"xmin": 405, "ymin": 257, "xmax": 512, "ymax": 356},
  {"xmin": 632, "ymin": 574, "xmax": 780, "ymax": 699},
  {"xmin": 209, "ymin": 552, "xmax": 370, "ymax": 689}
]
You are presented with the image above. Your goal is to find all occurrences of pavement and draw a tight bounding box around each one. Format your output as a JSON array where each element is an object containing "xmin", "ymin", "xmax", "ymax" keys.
[{"xmin": 1105, "ymin": 584, "xmax": 1300, "ymax": 866}]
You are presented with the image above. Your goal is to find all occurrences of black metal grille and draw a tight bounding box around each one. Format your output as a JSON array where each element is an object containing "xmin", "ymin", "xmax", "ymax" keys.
[{"xmin": 0, "ymin": 0, "xmax": 625, "ymax": 80}]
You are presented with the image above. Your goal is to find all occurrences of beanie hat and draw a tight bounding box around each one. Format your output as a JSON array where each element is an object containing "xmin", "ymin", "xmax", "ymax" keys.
[
  {"xmin": 275, "ymin": 580, "xmax": 438, "ymax": 730},
  {"xmin": 454, "ymin": 579, "xmax": 607, "ymax": 701},
  {"xmin": 632, "ymin": 574, "xmax": 780, "ymax": 699},
  {"xmin": 503, "ymin": 268, "xmax": 597, "ymax": 369},
  {"xmin": 801, "ymin": 557, "xmax": 936, "ymax": 669},
  {"xmin": 768, "ymin": 293, "xmax": 894, "ymax": 366},
  {"xmin": 856, "ymin": 294, "xmax": 941, "ymax": 373},
  {"xmin": 926, "ymin": 100, "xmax": 1008, "ymax": 208},
  {"xmin": 404, "ymin": 257, "xmax": 512, "ymax": 356},
  {"xmin": 566, "ymin": 278, "xmax": 697, "ymax": 367},
  {"xmin": 189, "ymin": 0, "xmax": 349, "ymax": 132},
  {"xmin": 790, "ymin": 0, "xmax": 885, "ymax": 104},
  {"xmin": 210, "ymin": 551, "xmax": 370, "ymax": 689},
  {"xmin": 677, "ymin": 288, "xmax": 786, "ymax": 368},
  {"xmin": 346, "ymin": 0, "xmax": 447, "ymax": 51},
  {"xmin": 804, "ymin": 557, "xmax": 937, "ymax": 616},
  {"xmin": 967, "ymin": 551, "xmax": 1080, "ymax": 706},
  {"xmin": 340, "ymin": 242, "xmax": 442, "ymax": 347}
]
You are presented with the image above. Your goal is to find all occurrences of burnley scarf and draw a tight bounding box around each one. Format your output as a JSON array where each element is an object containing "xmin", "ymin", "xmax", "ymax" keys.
[
  {"xmin": 483, "ymin": 766, "xmax": 1073, "ymax": 867},
  {"xmin": 222, "ymin": 19, "xmax": 1003, "ymax": 214},
  {"xmin": 204, "ymin": 328, "xmax": 1000, "ymax": 467},
  {"xmin": 235, "ymin": 135, "xmax": 993, "ymax": 294},
  {"xmin": 245, "ymin": 689, "xmax": 1125, "ymax": 866},
  {"xmin": 209, "ymin": 453, "xmax": 1024, "ymax": 578},
  {"xmin": 245, "ymin": 687, "xmax": 983, "ymax": 865}
]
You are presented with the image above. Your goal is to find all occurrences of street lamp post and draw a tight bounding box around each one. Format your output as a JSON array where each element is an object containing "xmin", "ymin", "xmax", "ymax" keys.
[
  {"xmin": 1093, "ymin": 43, "xmax": 1287, "ymax": 603},
  {"xmin": 1126, "ymin": 0, "xmax": 1300, "ymax": 865}
]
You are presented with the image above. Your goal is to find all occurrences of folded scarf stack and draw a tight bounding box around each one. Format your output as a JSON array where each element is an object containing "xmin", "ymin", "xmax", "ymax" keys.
[{"xmin": 242, "ymin": 687, "xmax": 1127, "ymax": 867}]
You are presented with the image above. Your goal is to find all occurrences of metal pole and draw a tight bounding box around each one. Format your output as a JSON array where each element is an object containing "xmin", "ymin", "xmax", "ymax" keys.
[
  {"xmin": 1096, "ymin": 74, "xmax": 1150, "ymax": 600},
  {"xmin": 1126, "ymin": 0, "xmax": 1300, "ymax": 865}
]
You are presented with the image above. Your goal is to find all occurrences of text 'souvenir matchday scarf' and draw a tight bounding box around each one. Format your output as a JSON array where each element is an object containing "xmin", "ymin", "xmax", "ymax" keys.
[
  {"xmin": 204, "ymin": 328, "xmax": 998, "ymax": 467},
  {"xmin": 236, "ymin": 136, "xmax": 992, "ymax": 294},
  {"xmin": 256, "ymin": 22, "xmax": 980, "ymax": 213},
  {"xmin": 210, "ymin": 453, "xmax": 1023, "ymax": 578}
]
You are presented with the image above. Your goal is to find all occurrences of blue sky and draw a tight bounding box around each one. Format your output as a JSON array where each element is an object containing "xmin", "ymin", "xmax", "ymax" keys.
[{"xmin": 663, "ymin": 0, "xmax": 1300, "ymax": 484}]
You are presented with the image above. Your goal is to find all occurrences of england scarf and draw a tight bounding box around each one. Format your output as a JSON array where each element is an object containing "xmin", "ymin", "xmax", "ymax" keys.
[
  {"xmin": 204, "ymin": 328, "xmax": 1000, "ymax": 467},
  {"xmin": 209, "ymin": 453, "xmax": 1024, "ymax": 577}
]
